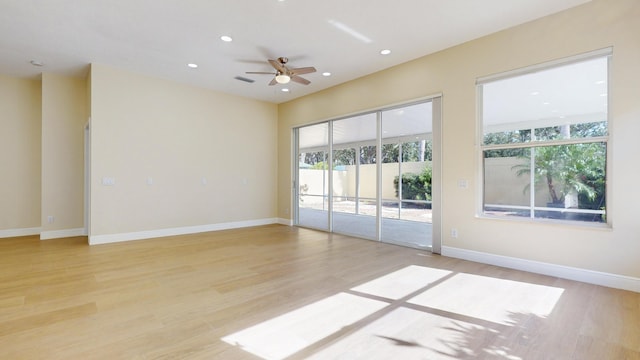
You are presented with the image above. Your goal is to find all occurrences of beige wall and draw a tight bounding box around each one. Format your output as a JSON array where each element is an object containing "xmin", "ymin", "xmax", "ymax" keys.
[
  {"xmin": 278, "ymin": 0, "xmax": 640, "ymax": 278},
  {"xmin": 89, "ymin": 64, "xmax": 278, "ymax": 237},
  {"xmin": 41, "ymin": 73, "xmax": 87, "ymax": 234},
  {"xmin": 0, "ymin": 75, "xmax": 41, "ymax": 232}
]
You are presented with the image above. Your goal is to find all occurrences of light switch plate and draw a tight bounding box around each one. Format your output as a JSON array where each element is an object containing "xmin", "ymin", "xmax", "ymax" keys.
[{"xmin": 102, "ymin": 177, "xmax": 116, "ymax": 186}]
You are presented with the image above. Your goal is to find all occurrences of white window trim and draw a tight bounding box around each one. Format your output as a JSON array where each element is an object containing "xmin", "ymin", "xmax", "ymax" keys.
[
  {"xmin": 477, "ymin": 50, "xmax": 611, "ymax": 226},
  {"xmin": 476, "ymin": 47, "xmax": 612, "ymax": 85}
]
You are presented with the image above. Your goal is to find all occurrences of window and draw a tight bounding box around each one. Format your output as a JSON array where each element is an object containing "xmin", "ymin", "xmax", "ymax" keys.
[{"xmin": 479, "ymin": 51, "xmax": 609, "ymax": 223}]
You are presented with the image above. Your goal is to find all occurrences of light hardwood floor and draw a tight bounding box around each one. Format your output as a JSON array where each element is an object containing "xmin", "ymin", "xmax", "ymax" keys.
[{"xmin": 0, "ymin": 225, "xmax": 638, "ymax": 359}]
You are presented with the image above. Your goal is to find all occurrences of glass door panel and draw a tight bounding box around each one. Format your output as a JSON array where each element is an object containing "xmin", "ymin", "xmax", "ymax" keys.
[
  {"xmin": 380, "ymin": 102, "xmax": 433, "ymax": 249},
  {"xmin": 331, "ymin": 114, "xmax": 377, "ymax": 240},
  {"xmin": 297, "ymin": 123, "xmax": 329, "ymax": 230}
]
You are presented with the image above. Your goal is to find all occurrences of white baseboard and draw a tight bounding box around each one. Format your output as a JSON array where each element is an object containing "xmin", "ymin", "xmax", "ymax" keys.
[
  {"xmin": 89, "ymin": 218, "xmax": 279, "ymax": 245},
  {"xmin": 442, "ymin": 246, "xmax": 640, "ymax": 293},
  {"xmin": 277, "ymin": 218, "xmax": 293, "ymax": 226},
  {"xmin": 0, "ymin": 227, "xmax": 41, "ymax": 238},
  {"xmin": 40, "ymin": 228, "xmax": 86, "ymax": 240}
]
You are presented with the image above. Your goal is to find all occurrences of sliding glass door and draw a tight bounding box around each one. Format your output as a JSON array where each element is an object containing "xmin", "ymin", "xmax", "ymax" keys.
[
  {"xmin": 296, "ymin": 123, "xmax": 329, "ymax": 231},
  {"xmin": 380, "ymin": 102, "xmax": 433, "ymax": 248},
  {"xmin": 294, "ymin": 98, "xmax": 440, "ymax": 251}
]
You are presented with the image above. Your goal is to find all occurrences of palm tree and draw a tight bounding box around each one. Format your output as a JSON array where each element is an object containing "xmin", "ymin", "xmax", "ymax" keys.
[{"xmin": 512, "ymin": 143, "xmax": 604, "ymax": 207}]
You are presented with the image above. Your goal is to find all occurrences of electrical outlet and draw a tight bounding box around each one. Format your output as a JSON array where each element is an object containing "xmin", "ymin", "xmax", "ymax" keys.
[
  {"xmin": 450, "ymin": 228, "xmax": 458, "ymax": 238},
  {"xmin": 47, "ymin": 216, "xmax": 54, "ymax": 224}
]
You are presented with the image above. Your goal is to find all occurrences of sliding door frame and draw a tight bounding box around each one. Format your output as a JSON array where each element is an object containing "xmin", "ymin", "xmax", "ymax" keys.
[
  {"xmin": 292, "ymin": 95, "xmax": 442, "ymax": 254},
  {"xmin": 431, "ymin": 97, "xmax": 442, "ymax": 254}
]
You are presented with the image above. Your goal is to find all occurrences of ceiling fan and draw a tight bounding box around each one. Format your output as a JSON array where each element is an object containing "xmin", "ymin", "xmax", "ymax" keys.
[{"xmin": 246, "ymin": 57, "xmax": 316, "ymax": 85}]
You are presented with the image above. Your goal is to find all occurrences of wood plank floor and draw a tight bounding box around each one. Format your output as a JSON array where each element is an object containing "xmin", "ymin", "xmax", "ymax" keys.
[{"xmin": 0, "ymin": 224, "xmax": 638, "ymax": 359}]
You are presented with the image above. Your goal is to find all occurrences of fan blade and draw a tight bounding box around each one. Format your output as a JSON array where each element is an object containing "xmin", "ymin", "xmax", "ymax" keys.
[
  {"xmin": 246, "ymin": 71, "xmax": 276, "ymax": 75},
  {"xmin": 268, "ymin": 77, "xmax": 278, "ymax": 86},
  {"xmin": 268, "ymin": 59, "xmax": 286, "ymax": 73},
  {"xmin": 291, "ymin": 75, "xmax": 311, "ymax": 85},
  {"xmin": 290, "ymin": 67, "xmax": 316, "ymax": 75}
]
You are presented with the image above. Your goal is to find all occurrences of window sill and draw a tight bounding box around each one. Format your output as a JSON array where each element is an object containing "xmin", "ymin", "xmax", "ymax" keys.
[{"xmin": 476, "ymin": 213, "xmax": 613, "ymax": 231}]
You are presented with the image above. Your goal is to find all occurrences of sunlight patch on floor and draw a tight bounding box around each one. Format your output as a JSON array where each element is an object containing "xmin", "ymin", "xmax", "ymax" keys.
[
  {"xmin": 351, "ymin": 265, "xmax": 451, "ymax": 300},
  {"xmin": 307, "ymin": 307, "xmax": 500, "ymax": 360},
  {"xmin": 221, "ymin": 292, "xmax": 388, "ymax": 360},
  {"xmin": 408, "ymin": 273, "xmax": 565, "ymax": 325},
  {"xmin": 222, "ymin": 266, "xmax": 565, "ymax": 359}
]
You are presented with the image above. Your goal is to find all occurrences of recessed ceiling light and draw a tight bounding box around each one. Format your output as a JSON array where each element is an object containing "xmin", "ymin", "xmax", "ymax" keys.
[
  {"xmin": 322, "ymin": 72, "xmax": 331, "ymax": 77},
  {"xmin": 220, "ymin": 35, "xmax": 233, "ymax": 42},
  {"xmin": 600, "ymin": 93, "xmax": 608, "ymax": 97},
  {"xmin": 530, "ymin": 91, "xmax": 540, "ymax": 96},
  {"xmin": 380, "ymin": 49, "xmax": 391, "ymax": 55},
  {"xmin": 281, "ymin": 88, "xmax": 290, "ymax": 92},
  {"xmin": 542, "ymin": 102, "xmax": 550, "ymax": 105},
  {"xmin": 30, "ymin": 60, "xmax": 44, "ymax": 67},
  {"xmin": 187, "ymin": 63, "xmax": 198, "ymax": 68},
  {"xmin": 595, "ymin": 80, "xmax": 605, "ymax": 84}
]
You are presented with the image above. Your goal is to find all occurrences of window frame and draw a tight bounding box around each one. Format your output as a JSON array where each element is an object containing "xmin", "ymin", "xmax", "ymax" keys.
[{"xmin": 477, "ymin": 49, "xmax": 611, "ymax": 226}]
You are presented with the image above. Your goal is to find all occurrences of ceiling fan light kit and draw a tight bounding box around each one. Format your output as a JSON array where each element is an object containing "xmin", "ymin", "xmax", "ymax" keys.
[
  {"xmin": 275, "ymin": 73, "xmax": 291, "ymax": 84},
  {"xmin": 246, "ymin": 56, "xmax": 316, "ymax": 86}
]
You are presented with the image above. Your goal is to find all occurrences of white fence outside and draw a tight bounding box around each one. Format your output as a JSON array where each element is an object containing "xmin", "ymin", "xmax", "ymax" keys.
[
  {"xmin": 299, "ymin": 162, "xmax": 429, "ymax": 204},
  {"xmin": 299, "ymin": 158, "xmax": 557, "ymax": 206}
]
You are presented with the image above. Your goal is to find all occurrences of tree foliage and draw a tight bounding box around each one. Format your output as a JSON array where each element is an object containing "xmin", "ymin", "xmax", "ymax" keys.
[
  {"xmin": 483, "ymin": 130, "xmax": 530, "ymax": 158},
  {"xmin": 512, "ymin": 142, "xmax": 606, "ymax": 207},
  {"xmin": 300, "ymin": 140, "xmax": 432, "ymax": 167},
  {"xmin": 333, "ymin": 148, "xmax": 356, "ymax": 165}
]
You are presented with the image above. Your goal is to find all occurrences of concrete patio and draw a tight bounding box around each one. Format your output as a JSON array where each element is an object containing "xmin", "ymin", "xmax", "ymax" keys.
[{"xmin": 298, "ymin": 205, "xmax": 432, "ymax": 250}]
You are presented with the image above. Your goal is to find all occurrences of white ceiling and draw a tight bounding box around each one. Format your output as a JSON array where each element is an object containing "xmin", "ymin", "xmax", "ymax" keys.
[{"xmin": 0, "ymin": 0, "xmax": 590, "ymax": 104}]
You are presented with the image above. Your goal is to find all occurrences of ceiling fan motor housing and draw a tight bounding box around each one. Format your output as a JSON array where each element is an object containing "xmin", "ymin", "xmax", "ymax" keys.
[{"xmin": 245, "ymin": 56, "xmax": 315, "ymax": 86}]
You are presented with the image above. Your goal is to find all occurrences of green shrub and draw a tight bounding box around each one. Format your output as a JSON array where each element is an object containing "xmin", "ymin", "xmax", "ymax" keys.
[{"xmin": 393, "ymin": 165, "xmax": 432, "ymax": 201}]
